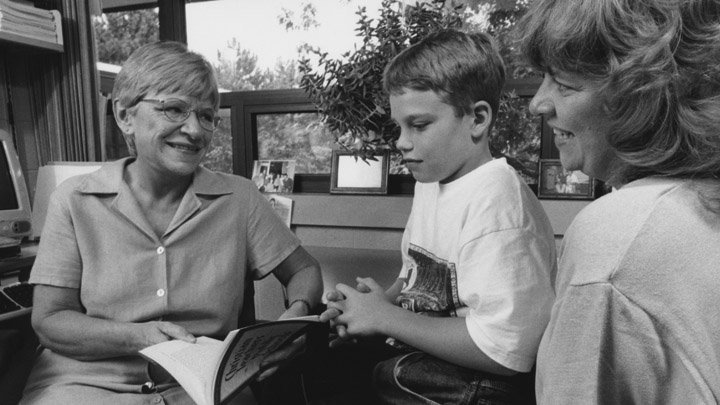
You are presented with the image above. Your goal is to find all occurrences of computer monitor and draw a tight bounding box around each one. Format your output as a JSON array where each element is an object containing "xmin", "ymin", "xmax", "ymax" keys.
[
  {"xmin": 30, "ymin": 161, "xmax": 104, "ymax": 240},
  {"xmin": 0, "ymin": 130, "xmax": 32, "ymax": 240}
]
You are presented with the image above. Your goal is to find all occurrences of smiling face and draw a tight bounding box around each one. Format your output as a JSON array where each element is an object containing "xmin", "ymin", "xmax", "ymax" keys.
[
  {"xmin": 390, "ymin": 89, "xmax": 492, "ymax": 184},
  {"xmin": 529, "ymin": 70, "xmax": 617, "ymax": 181},
  {"xmin": 118, "ymin": 93, "xmax": 215, "ymax": 179}
]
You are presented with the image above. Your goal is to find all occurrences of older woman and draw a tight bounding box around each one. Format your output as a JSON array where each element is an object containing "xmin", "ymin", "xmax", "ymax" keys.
[
  {"xmin": 518, "ymin": 0, "xmax": 720, "ymax": 403},
  {"xmin": 20, "ymin": 41, "xmax": 322, "ymax": 404}
]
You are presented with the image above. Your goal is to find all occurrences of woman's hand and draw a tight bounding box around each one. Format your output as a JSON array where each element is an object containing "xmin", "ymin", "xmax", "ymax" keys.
[
  {"xmin": 135, "ymin": 321, "xmax": 196, "ymax": 349},
  {"xmin": 320, "ymin": 289, "xmax": 353, "ymax": 347},
  {"xmin": 256, "ymin": 335, "xmax": 306, "ymax": 382}
]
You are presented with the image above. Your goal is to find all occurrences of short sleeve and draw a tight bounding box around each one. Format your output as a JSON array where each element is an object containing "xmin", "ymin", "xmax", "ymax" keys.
[
  {"xmin": 244, "ymin": 189, "xmax": 301, "ymax": 279},
  {"xmin": 536, "ymin": 282, "xmax": 711, "ymax": 404},
  {"xmin": 29, "ymin": 186, "xmax": 82, "ymax": 288},
  {"xmin": 461, "ymin": 228, "xmax": 555, "ymax": 372}
]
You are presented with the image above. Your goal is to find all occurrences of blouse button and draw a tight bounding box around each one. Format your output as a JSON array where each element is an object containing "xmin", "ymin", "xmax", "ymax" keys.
[
  {"xmin": 156, "ymin": 246, "xmax": 165, "ymax": 255},
  {"xmin": 156, "ymin": 289, "xmax": 165, "ymax": 297}
]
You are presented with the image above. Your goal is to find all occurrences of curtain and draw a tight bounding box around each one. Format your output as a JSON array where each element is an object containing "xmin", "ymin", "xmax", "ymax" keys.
[{"xmin": 30, "ymin": 0, "xmax": 102, "ymax": 163}]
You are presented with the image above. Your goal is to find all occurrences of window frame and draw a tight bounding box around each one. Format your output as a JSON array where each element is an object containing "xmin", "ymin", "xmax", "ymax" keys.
[
  {"xmin": 103, "ymin": 0, "xmax": 559, "ymax": 194},
  {"xmin": 221, "ymin": 78, "xmax": 555, "ymax": 195}
]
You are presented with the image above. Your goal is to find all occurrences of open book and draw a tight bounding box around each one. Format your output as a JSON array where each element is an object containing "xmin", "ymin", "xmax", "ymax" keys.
[{"xmin": 139, "ymin": 316, "xmax": 325, "ymax": 405}]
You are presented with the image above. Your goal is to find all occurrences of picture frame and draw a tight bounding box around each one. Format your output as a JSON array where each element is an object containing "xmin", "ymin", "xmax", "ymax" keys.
[
  {"xmin": 330, "ymin": 150, "xmax": 389, "ymax": 195},
  {"xmin": 265, "ymin": 194, "xmax": 293, "ymax": 228},
  {"xmin": 251, "ymin": 159, "xmax": 296, "ymax": 193},
  {"xmin": 537, "ymin": 159, "xmax": 595, "ymax": 200}
]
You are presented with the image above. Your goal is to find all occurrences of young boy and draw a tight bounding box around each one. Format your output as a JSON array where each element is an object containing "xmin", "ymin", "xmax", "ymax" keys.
[{"xmin": 320, "ymin": 29, "xmax": 557, "ymax": 403}]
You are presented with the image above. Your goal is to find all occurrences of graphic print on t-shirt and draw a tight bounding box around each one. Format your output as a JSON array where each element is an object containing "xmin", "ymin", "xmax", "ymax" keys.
[{"xmin": 397, "ymin": 244, "xmax": 460, "ymax": 317}]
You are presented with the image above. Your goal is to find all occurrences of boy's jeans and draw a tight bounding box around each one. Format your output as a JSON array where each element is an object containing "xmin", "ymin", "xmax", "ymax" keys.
[{"xmin": 373, "ymin": 351, "xmax": 534, "ymax": 405}]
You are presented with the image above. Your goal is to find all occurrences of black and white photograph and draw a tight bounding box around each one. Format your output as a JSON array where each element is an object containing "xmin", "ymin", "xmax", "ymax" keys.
[
  {"xmin": 537, "ymin": 159, "xmax": 595, "ymax": 200},
  {"xmin": 251, "ymin": 159, "xmax": 296, "ymax": 193}
]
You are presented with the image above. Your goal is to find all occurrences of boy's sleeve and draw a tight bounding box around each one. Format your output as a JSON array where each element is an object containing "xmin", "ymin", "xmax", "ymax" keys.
[{"xmin": 459, "ymin": 228, "xmax": 555, "ymax": 372}]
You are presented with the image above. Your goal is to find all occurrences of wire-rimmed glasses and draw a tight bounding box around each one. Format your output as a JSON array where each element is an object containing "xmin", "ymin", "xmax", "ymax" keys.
[{"xmin": 139, "ymin": 98, "xmax": 221, "ymax": 131}]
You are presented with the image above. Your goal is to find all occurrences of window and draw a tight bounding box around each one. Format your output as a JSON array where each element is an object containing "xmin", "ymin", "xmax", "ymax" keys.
[
  {"xmin": 94, "ymin": 3, "xmax": 160, "ymax": 161},
  {"xmin": 185, "ymin": 0, "xmax": 384, "ymax": 91},
  {"xmin": 94, "ymin": 7, "xmax": 159, "ymax": 67},
  {"xmin": 221, "ymin": 79, "xmax": 547, "ymax": 195},
  {"xmin": 96, "ymin": 0, "xmax": 555, "ymax": 195}
]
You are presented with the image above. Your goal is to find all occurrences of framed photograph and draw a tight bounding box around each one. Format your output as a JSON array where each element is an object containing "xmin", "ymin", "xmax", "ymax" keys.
[
  {"xmin": 252, "ymin": 160, "xmax": 296, "ymax": 193},
  {"xmin": 265, "ymin": 194, "xmax": 293, "ymax": 227},
  {"xmin": 538, "ymin": 159, "xmax": 595, "ymax": 200},
  {"xmin": 330, "ymin": 150, "xmax": 389, "ymax": 195}
]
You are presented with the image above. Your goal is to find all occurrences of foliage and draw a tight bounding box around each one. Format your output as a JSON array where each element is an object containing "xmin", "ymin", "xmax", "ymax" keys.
[
  {"xmin": 299, "ymin": 0, "xmax": 468, "ymax": 158},
  {"xmin": 93, "ymin": 9, "xmax": 159, "ymax": 65},
  {"xmin": 203, "ymin": 115, "xmax": 233, "ymax": 173},
  {"xmin": 214, "ymin": 39, "xmax": 302, "ymax": 91},
  {"xmin": 204, "ymin": 41, "xmax": 328, "ymax": 174},
  {"xmin": 255, "ymin": 113, "xmax": 335, "ymax": 173},
  {"xmin": 485, "ymin": 0, "xmax": 536, "ymax": 79},
  {"xmin": 299, "ymin": 0, "xmax": 540, "ymax": 180},
  {"xmin": 492, "ymin": 92, "xmax": 541, "ymax": 182}
]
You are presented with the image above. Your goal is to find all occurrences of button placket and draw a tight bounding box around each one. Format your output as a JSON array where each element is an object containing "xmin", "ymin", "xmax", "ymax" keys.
[{"xmin": 156, "ymin": 245, "xmax": 168, "ymax": 303}]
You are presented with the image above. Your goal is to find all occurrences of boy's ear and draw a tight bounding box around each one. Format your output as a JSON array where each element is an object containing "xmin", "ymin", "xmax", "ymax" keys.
[{"xmin": 470, "ymin": 101, "xmax": 492, "ymax": 140}]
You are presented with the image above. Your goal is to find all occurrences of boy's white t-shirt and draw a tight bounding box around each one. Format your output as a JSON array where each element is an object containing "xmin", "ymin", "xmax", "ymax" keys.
[{"xmin": 396, "ymin": 158, "xmax": 557, "ymax": 372}]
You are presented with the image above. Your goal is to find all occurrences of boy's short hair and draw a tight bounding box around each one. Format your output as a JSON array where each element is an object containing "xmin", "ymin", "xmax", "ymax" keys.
[{"xmin": 383, "ymin": 29, "xmax": 506, "ymax": 120}]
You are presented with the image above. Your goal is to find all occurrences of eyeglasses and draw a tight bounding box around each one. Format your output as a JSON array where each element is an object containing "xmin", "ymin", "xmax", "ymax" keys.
[{"xmin": 139, "ymin": 98, "xmax": 221, "ymax": 131}]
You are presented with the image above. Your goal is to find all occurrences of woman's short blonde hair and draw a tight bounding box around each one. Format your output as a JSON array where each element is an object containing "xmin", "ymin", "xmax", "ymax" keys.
[
  {"xmin": 113, "ymin": 41, "xmax": 219, "ymax": 110},
  {"xmin": 111, "ymin": 41, "xmax": 219, "ymax": 156}
]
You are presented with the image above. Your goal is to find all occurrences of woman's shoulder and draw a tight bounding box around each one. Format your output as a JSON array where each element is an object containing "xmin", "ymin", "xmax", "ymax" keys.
[
  {"xmin": 574, "ymin": 178, "xmax": 685, "ymax": 222},
  {"xmin": 566, "ymin": 177, "xmax": 688, "ymax": 247}
]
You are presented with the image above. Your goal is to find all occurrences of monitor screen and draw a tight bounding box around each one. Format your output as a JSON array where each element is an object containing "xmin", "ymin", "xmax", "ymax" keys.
[
  {"xmin": 0, "ymin": 145, "xmax": 19, "ymax": 210},
  {"xmin": 0, "ymin": 130, "xmax": 32, "ymax": 239}
]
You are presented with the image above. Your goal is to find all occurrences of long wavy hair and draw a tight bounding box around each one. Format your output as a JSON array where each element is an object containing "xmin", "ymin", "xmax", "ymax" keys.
[{"xmin": 518, "ymin": 0, "xmax": 720, "ymax": 206}]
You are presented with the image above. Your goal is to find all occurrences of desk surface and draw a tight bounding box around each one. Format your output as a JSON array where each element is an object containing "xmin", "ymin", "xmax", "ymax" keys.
[{"xmin": 0, "ymin": 242, "xmax": 38, "ymax": 278}]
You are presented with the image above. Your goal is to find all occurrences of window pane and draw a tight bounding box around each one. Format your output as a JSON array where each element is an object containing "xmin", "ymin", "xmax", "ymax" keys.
[
  {"xmin": 202, "ymin": 108, "xmax": 233, "ymax": 173},
  {"xmin": 93, "ymin": 8, "xmax": 159, "ymax": 66},
  {"xmin": 186, "ymin": 0, "xmax": 383, "ymax": 91},
  {"xmin": 256, "ymin": 113, "xmax": 336, "ymax": 174},
  {"xmin": 491, "ymin": 96, "xmax": 541, "ymax": 185},
  {"xmin": 95, "ymin": 7, "xmax": 159, "ymax": 160}
]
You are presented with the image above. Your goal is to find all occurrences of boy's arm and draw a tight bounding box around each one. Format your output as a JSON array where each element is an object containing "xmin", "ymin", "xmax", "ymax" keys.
[
  {"xmin": 333, "ymin": 278, "xmax": 516, "ymax": 376},
  {"xmin": 379, "ymin": 305, "xmax": 516, "ymax": 375},
  {"xmin": 383, "ymin": 278, "xmax": 404, "ymax": 301}
]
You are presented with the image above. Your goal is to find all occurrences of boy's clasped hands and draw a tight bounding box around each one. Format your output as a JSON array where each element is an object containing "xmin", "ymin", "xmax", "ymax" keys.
[{"xmin": 320, "ymin": 277, "xmax": 393, "ymax": 345}]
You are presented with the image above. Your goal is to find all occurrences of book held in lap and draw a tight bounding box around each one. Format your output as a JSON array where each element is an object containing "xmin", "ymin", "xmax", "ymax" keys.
[{"xmin": 140, "ymin": 316, "xmax": 325, "ymax": 405}]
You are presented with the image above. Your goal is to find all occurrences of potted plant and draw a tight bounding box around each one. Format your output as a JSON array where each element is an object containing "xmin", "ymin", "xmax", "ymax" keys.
[{"xmin": 299, "ymin": 0, "xmax": 539, "ymax": 180}]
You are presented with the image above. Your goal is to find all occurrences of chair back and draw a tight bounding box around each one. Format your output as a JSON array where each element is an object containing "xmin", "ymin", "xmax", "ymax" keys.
[{"xmin": 238, "ymin": 271, "xmax": 256, "ymax": 327}]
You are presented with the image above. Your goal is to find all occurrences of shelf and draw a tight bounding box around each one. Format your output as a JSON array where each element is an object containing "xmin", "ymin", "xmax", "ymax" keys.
[{"xmin": 0, "ymin": 31, "xmax": 63, "ymax": 52}]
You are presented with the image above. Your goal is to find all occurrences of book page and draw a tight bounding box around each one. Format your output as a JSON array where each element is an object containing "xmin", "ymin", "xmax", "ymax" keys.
[{"xmin": 140, "ymin": 336, "xmax": 223, "ymax": 405}]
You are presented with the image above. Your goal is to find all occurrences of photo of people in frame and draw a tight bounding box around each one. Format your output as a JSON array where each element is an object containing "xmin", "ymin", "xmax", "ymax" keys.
[
  {"xmin": 251, "ymin": 160, "xmax": 296, "ymax": 193},
  {"xmin": 265, "ymin": 194, "xmax": 293, "ymax": 227},
  {"xmin": 538, "ymin": 159, "xmax": 595, "ymax": 199}
]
